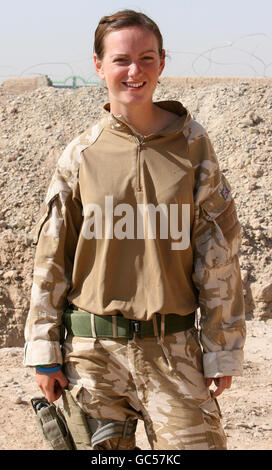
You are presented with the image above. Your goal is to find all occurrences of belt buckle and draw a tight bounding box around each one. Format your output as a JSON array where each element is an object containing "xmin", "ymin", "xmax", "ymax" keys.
[{"xmin": 131, "ymin": 320, "xmax": 141, "ymax": 338}]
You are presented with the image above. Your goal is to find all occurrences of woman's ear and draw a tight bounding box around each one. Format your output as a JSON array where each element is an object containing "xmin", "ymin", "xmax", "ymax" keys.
[
  {"xmin": 93, "ymin": 54, "xmax": 105, "ymax": 80},
  {"xmin": 158, "ymin": 49, "xmax": 166, "ymax": 76}
]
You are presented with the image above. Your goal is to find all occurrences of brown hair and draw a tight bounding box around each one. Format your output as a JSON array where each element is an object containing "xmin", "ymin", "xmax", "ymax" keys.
[{"xmin": 94, "ymin": 9, "xmax": 164, "ymax": 60}]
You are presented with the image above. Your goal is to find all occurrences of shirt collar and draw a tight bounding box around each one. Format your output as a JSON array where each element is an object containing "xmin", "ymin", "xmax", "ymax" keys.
[{"xmin": 103, "ymin": 101, "xmax": 191, "ymax": 138}]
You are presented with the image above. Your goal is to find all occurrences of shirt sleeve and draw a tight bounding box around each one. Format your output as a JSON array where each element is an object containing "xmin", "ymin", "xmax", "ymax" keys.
[
  {"xmin": 191, "ymin": 131, "xmax": 246, "ymax": 378},
  {"xmin": 23, "ymin": 150, "xmax": 83, "ymax": 367}
]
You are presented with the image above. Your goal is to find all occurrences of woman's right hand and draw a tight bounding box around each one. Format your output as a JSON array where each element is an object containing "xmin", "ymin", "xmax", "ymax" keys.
[{"xmin": 36, "ymin": 369, "xmax": 69, "ymax": 403}]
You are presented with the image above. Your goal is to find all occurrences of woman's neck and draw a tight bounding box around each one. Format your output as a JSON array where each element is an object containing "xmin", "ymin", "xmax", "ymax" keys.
[{"xmin": 111, "ymin": 102, "xmax": 175, "ymax": 137}]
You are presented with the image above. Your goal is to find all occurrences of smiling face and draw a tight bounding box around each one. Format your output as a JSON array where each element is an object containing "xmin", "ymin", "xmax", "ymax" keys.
[{"xmin": 94, "ymin": 26, "xmax": 165, "ymax": 115}]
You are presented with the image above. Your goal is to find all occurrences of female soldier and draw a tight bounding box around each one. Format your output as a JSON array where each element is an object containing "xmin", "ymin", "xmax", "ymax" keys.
[{"xmin": 24, "ymin": 9, "xmax": 246, "ymax": 450}]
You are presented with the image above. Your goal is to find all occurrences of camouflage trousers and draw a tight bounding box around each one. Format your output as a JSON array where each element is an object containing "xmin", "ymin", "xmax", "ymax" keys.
[{"xmin": 62, "ymin": 326, "xmax": 227, "ymax": 450}]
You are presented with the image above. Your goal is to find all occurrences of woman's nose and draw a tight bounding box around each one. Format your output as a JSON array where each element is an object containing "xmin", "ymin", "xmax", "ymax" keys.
[{"xmin": 128, "ymin": 62, "xmax": 142, "ymax": 77}]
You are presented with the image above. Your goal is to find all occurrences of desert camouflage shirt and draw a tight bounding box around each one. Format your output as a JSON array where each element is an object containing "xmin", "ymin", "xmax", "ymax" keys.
[{"xmin": 24, "ymin": 101, "xmax": 246, "ymax": 377}]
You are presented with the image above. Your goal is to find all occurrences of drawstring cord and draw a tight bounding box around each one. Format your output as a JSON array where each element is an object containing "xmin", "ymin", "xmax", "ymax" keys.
[{"xmin": 155, "ymin": 314, "xmax": 173, "ymax": 372}]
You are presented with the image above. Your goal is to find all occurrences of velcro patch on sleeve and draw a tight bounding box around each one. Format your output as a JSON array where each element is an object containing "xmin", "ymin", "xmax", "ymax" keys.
[{"xmin": 220, "ymin": 184, "xmax": 230, "ymax": 200}]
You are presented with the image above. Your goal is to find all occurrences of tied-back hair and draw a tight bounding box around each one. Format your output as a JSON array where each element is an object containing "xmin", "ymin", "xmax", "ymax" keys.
[{"xmin": 94, "ymin": 9, "xmax": 164, "ymax": 60}]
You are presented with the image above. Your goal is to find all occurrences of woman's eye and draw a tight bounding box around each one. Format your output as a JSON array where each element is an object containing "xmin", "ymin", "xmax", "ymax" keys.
[{"xmin": 114, "ymin": 58, "xmax": 127, "ymax": 63}]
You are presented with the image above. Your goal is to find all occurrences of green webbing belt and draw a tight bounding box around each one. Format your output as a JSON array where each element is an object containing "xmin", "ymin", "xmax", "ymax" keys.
[{"xmin": 63, "ymin": 309, "xmax": 195, "ymax": 339}]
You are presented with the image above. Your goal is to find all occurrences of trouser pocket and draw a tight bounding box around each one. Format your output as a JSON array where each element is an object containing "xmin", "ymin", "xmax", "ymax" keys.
[{"xmin": 199, "ymin": 397, "xmax": 227, "ymax": 450}]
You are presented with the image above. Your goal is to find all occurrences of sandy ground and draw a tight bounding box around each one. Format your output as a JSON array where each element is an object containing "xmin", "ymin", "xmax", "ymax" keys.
[{"xmin": 0, "ymin": 318, "xmax": 271, "ymax": 451}]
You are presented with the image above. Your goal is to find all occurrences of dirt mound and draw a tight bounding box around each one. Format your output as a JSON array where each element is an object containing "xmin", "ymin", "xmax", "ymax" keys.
[{"xmin": 0, "ymin": 77, "xmax": 271, "ymax": 347}]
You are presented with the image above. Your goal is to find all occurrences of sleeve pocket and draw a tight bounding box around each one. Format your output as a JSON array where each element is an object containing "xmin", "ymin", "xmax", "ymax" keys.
[{"xmin": 199, "ymin": 175, "xmax": 242, "ymax": 266}]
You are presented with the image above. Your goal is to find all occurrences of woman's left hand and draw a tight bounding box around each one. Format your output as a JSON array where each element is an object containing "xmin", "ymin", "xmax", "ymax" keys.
[{"xmin": 205, "ymin": 376, "xmax": 232, "ymax": 397}]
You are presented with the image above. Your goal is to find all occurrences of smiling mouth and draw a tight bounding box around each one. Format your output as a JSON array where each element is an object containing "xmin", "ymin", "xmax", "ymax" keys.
[{"xmin": 123, "ymin": 81, "xmax": 146, "ymax": 89}]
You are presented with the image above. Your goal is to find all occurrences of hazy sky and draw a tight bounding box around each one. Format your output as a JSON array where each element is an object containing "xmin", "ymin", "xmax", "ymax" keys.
[{"xmin": 1, "ymin": 0, "xmax": 271, "ymax": 85}]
